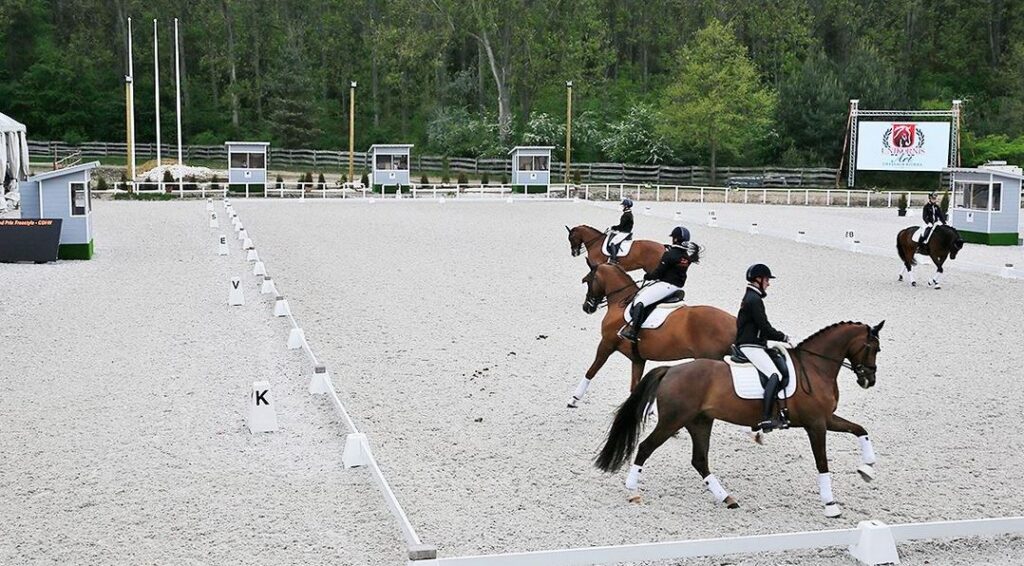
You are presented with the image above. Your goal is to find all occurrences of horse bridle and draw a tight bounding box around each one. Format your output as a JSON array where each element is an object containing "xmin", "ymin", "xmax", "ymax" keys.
[
  {"xmin": 795, "ymin": 329, "xmax": 879, "ymax": 382},
  {"xmin": 573, "ymin": 231, "xmax": 607, "ymax": 257},
  {"xmin": 584, "ymin": 277, "xmax": 648, "ymax": 311}
]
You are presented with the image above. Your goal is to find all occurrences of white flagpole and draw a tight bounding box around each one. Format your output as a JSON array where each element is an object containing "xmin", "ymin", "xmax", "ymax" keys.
[
  {"xmin": 127, "ymin": 17, "xmax": 137, "ymax": 184},
  {"xmin": 154, "ymin": 19, "xmax": 161, "ymax": 176},
  {"xmin": 174, "ymin": 17, "xmax": 183, "ymax": 192}
]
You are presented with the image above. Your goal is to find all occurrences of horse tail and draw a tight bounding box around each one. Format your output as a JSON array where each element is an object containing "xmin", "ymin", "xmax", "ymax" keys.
[
  {"xmin": 594, "ymin": 365, "xmax": 669, "ymax": 473},
  {"xmin": 897, "ymin": 228, "xmax": 917, "ymax": 266}
]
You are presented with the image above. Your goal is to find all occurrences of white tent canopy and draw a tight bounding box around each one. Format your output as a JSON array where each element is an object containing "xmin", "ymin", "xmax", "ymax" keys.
[{"xmin": 0, "ymin": 111, "xmax": 30, "ymax": 210}]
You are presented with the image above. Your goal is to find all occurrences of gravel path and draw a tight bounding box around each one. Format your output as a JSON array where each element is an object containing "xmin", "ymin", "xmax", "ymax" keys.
[{"xmin": 230, "ymin": 198, "xmax": 1023, "ymax": 564}]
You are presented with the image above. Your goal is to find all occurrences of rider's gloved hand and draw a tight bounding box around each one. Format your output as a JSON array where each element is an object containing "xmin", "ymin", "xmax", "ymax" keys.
[{"xmin": 643, "ymin": 272, "xmax": 654, "ymax": 281}]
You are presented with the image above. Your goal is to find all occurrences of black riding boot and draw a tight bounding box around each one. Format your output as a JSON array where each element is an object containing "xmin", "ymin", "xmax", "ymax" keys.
[
  {"xmin": 608, "ymin": 243, "xmax": 620, "ymax": 264},
  {"xmin": 757, "ymin": 374, "xmax": 786, "ymax": 432},
  {"xmin": 620, "ymin": 303, "xmax": 645, "ymax": 342}
]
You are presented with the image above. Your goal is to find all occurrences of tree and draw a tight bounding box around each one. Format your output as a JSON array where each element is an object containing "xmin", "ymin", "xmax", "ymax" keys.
[
  {"xmin": 657, "ymin": 20, "xmax": 776, "ymax": 180},
  {"xmin": 601, "ymin": 103, "xmax": 674, "ymax": 164},
  {"xmin": 265, "ymin": 33, "xmax": 321, "ymax": 148},
  {"xmin": 777, "ymin": 48, "xmax": 847, "ymax": 165}
]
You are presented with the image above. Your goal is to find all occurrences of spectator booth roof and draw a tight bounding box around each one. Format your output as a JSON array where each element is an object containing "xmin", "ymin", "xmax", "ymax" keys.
[{"xmin": 945, "ymin": 162, "xmax": 1022, "ymax": 246}]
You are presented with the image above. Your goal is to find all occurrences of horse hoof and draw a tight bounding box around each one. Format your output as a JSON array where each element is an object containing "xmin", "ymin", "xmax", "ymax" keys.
[
  {"xmin": 911, "ymin": 281, "xmax": 917, "ymax": 287},
  {"xmin": 823, "ymin": 502, "xmax": 842, "ymax": 518},
  {"xmin": 627, "ymin": 493, "xmax": 642, "ymax": 504},
  {"xmin": 933, "ymin": 284, "xmax": 942, "ymax": 290},
  {"xmin": 857, "ymin": 464, "xmax": 876, "ymax": 483},
  {"xmin": 724, "ymin": 496, "xmax": 740, "ymax": 509},
  {"xmin": 898, "ymin": 275, "xmax": 903, "ymax": 282},
  {"xmin": 566, "ymin": 402, "xmax": 578, "ymax": 409}
]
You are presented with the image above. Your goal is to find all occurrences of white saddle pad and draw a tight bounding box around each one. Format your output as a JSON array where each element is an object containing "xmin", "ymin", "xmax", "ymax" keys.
[
  {"xmin": 604, "ymin": 233, "xmax": 633, "ymax": 256},
  {"xmin": 725, "ymin": 345, "xmax": 797, "ymax": 400},
  {"xmin": 623, "ymin": 302, "xmax": 684, "ymax": 329}
]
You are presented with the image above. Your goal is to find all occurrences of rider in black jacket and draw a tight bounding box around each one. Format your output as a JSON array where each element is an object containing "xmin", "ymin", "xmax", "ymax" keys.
[
  {"xmin": 620, "ymin": 226, "xmax": 696, "ymax": 342},
  {"xmin": 918, "ymin": 192, "xmax": 948, "ymax": 247},
  {"xmin": 735, "ymin": 264, "xmax": 792, "ymax": 432},
  {"xmin": 607, "ymin": 198, "xmax": 634, "ymax": 263}
]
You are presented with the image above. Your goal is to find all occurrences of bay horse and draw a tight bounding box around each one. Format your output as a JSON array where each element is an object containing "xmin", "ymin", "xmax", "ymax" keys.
[
  {"xmin": 569, "ymin": 262, "xmax": 735, "ymax": 408},
  {"xmin": 566, "ymin": 224, "xmax": 667, "ymax": 274},
  {"xmin": 595, "ymin": 321, "xmax": 884, "ymax": 517},
  {"xmin": 896, "ymin": 224, "xmax": 964, "ymax": 289}
]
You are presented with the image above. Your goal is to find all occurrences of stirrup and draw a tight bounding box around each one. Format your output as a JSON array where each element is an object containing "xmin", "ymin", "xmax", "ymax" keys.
[{"xmin": 618, "ymin": 326, "xmax": 639, "ymax": 342}]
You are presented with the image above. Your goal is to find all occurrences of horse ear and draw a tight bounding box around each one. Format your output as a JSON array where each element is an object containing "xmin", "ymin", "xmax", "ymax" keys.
[
  {"xmin": 565, "ymin": 225, "xmax": 571, "ymax": 233},
  {"xmin": 871, "ymin": 320, "xmax": 885, "ymax": 336}
]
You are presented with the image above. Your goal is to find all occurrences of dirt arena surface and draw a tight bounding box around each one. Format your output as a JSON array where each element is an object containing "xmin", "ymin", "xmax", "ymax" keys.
[{"xmin": 3, "ymin": 199, "xmax": 1022, "ymax": 564}]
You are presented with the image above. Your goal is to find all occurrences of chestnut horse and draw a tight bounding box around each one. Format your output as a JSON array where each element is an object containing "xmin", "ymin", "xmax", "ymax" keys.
[
  {"xmin": 896, "ymin": 225, "xmax": 963, "ymax": 289},
  {"xmin": 566, "ymin": 224, "xmax": 667, "ymax": 274},
  {"xmin": 595, "ymin": 321, "xmax": 884, "ymax": 517},
  {"xmin": 568, "ymin": 262, "xmax": 735, "ymax": 408}
]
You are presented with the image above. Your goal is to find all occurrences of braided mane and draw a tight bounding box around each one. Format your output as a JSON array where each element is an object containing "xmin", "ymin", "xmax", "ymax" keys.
[{"xmin": 797, "ymin": 321, "xmax": 865, "ymax": 348}]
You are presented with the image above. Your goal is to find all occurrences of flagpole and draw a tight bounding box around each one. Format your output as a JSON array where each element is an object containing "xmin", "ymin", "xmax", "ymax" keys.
[
  {"xmin": 174, "ymin": 17, "xmax": 183, "ymax": 193},
  {"xmin": 154, "ymin": 19, "xmax": 161, "ymax": 178},
  {"xmin": 127, "ymin": 17, "xmax": 137, "ymax": 189}
]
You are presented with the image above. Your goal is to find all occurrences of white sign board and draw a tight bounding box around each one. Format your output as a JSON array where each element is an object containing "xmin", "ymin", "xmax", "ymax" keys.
[{"xmin": 856, "ymin": 122, "xmax": 951, "ymax": 171}]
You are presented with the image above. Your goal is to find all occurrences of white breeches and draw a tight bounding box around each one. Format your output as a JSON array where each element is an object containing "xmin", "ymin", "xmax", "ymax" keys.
[
  {"xmin": 739, "ymin": 346, "xmax": 780, "ymax": 379},
  {"xmin": 609, "ymin": 231, "xmax": 631, "ymax": 245},
  {"xmin": 632, "ymin": 281, "xmax": 682, "ymax": 308}
]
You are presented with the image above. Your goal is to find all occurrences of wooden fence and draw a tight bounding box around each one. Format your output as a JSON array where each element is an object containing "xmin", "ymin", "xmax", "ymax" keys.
[{"xmin": 28, "ymin": 140, "xmax": 840, "ymax": 187}]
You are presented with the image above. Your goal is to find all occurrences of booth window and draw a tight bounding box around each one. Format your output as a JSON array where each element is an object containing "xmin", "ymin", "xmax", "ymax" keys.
[
  {"xmin": 231, "ymin": 152, "xmax": 265, "ymax": 169},
  {"xmin": 955, "ymin": 181, "xmax": 1001, "ymax": 211},
  {"xmin": 70, "ymin": 182, "xmax": 89, "ymax": 216},
  {"xmin": 375, "ymin": 154, "xmax": 409, "ymax": 171},
  {"xmin": 518, "ymin": 155, "xmax": 549, "ymax": 171}
]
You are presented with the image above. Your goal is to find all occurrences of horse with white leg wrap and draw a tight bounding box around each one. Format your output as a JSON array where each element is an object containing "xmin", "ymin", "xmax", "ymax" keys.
[{"xmin": 595, "ymin": 321, "xmax": 884, "ymax": 518}]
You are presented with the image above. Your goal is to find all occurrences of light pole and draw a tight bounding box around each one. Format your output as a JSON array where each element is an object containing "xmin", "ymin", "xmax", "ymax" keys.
[
  {"xmin": 349, "ymin": 81, "xmax": 357, "ymax": 184},
  {"xmin": 565, "ymin": 81, "xmax": 573, "ymax": 185}
]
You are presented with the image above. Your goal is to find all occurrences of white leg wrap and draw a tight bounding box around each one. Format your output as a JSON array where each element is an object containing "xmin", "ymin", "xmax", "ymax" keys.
[
  {"xmin": 625, "ymin": 465, "xmax": 642, "ymax": 490},
  {"xmin": 572, "ymin": 378, "xmax": 590, "ymax": 402},
  {"xmin": 703, "ymin": 474, "xmax": 729, "ymax": 504},
  {"xmin": 818, "ymin": 472, "xmax": 835, "ymax": 504},
  {"xmin": 858, "ymin": 435, "xmax": 876, "ymax": 465}
]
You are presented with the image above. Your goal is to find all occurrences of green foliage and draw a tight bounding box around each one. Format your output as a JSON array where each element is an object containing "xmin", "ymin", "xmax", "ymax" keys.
[
  {"xmin": 940, "ymin": 190, "xmax": 950, "ymax": 215},
  {"xmin": 113, "ymin": 192, "xmax": 175, "ymax": 201},
  {"xmin": 457, "ymin": 172, "xmax": 469, "ymax": 186},
  {"xmin": 657, "ymin": 21, "xmax": 776, "ymax": 179},
  {"xmin": 897, "ymin": 193, "xmax": 908, "ymax": 211},
  {"xmin": 317, "ymin": 172, "xmax": 326, "ymax": 190},
  {"xmin": 600, "ymin": 103, "xmax": 674, "ymax": 164},
  {"xmin": 95, "ymin": 176, "xmax": 108, "ymax": 191},
  {"xmin": 962, "ymin": 133, "xmax": 1024, "ymax": 167},
  {"xmin": 481, "ymin": 173, "xmax": 490, "ymax": 185},
  {"xmin": 420, "ymin": 174, "xmax": 429, "ymax": 184},
  {"xmin": 360, "ymin": 173, "xmax": 370, "ymax": 187},
  {"xmin": 162, "ymin": 169, "xmax": 174, "ymax": 184},
  {"xmin": 777, "ymin": 49, "xmax": 846, "ymax": 165}
]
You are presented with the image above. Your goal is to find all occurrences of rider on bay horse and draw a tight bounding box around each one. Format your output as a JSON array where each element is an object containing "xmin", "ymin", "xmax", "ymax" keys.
[
  {"xmin": 917, "ymin": 192, "xmax": 948, "ymax": 250},
  {"xmin": 607, "ymin": 198, "xmax": 634, "ymax": 263},
  {"xmin": 619, "ymin": 226, "xmax": 696, "ymax": 343},
  {"xmin": 735, "ymin": 263, "xmax": 794, "ymax": 433}
]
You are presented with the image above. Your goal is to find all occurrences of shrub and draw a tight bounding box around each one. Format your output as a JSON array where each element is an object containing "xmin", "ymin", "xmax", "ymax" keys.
[
  {"xmin": 420, "ymin": 174, "xmax": 429, "ymax": 185},
  {"xmin": 940, "ymin": 190, "xmax": 950, "ymax": 214},
  {"xmin": 361, "ymin": 172, "xmax": 370, "ymax": 187},
  {"xmin": 572, "ymin": 169, "xmax": 582, "ymax": 185},
  {"xmin": 897, "ymin": 193, "xmax": 908, "ymax": 210},
  {"xmin": 457, "ymin": 172, "xmax": 469, "ymax": 187},
  {"xmin": 501, "ymin": 174, "xmax": 509, "ymax": 185},
  {"xmin": 441, "ymin": 173, "xmax": 450, "ymax": 184},
  {"xmin": 210, "ymin": 174, "xmax": 221, "ymax": 193},
  {"xmin": 95, "ymin": 176, "xmax": 108, "ymax": 191},
  {"xmin": 318, "ymin": 172, "xmax": 326, "ymax": 190},
  {"xmin": 113, "ymin": 192, "xmax": 175, "ymax": 201},
  {"xmin": 162, "ymin": 169, "xmax": 174, "ymax": 183},
  {"xmin": 481, "ymin": 173, "xmax": 490, "ymax": 185},
  {"xmin": 276, "ymin": 174, "xmax": 284, "ymax": 189}
]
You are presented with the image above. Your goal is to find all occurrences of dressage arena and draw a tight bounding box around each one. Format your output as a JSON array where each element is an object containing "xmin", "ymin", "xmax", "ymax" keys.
[{"xmin": 4, "ymin": 198, "xmax": 1024, "ymax": 565}]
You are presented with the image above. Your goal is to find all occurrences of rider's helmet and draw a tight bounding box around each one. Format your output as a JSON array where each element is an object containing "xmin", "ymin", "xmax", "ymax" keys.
[
  {"xmin": 746, "ymin": 263, "xmax": 775, "ymax": 282},
  {"xmin": 928, "ymin": 192, "xmax": 938, "ymax": 200},
  {"xmin": 621, "ymin": 198, "xmax": 633, "ymax": 209},
  {"xmin": 670, "ymin": 226, "xmax": 691, "ymax": 243}
]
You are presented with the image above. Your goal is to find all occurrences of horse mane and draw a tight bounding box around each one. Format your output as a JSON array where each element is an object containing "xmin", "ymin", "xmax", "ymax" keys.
[{"xmin": 797, "ymin": 321, "xmax": 865, "ymax": 348}]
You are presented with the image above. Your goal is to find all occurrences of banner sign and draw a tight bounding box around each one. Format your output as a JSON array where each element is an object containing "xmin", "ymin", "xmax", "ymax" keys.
[
  {"xmin": 856, "ymin": 121, "xmax": 951, "ymax": 171},
  {"xmin": 0, "ymin": 218, "xmax": 63, "ymax": 263}
]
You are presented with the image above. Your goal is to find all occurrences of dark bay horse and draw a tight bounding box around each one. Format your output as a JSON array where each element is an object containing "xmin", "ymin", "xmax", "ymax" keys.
[
  {"xmin": 896, "ymin": 225, "xmax": 964, "ymax": 289},
  {"xmin": 566, "ymin": 225, "xmax": 666, "ymax": 274},
  {"xmin": 595, "ymin": 321, "xmax": 884, "ymax": 517},
  {"xmin": 569, "ymin": 262, "xmax": 735, "ymax": 408}
]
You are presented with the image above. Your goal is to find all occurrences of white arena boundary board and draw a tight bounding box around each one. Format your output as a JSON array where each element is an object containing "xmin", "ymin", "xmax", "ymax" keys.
[{"xmin": 412, "ymin": 516, "xmax": 1024, "ymax": 565}]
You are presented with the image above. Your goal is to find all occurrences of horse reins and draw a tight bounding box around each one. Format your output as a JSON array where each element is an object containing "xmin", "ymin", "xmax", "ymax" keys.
[
  {"xmin": 791, "ymin": 338, "xmax": 878, "ymax": 394},
  {"xmin": 574, "ymin": 231, "xmax": 607, "ymax": 256}
]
